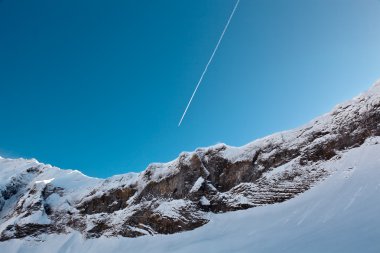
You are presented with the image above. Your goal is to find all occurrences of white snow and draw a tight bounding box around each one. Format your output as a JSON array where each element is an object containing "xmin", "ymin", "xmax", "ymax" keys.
[
  {"xmin": 1, "ymin": 138, "xmax": 380, "ymax": 252},
  {"xmin": 0, "ymin": 158, "xmax": 40, "ymax": 188},
  {"xmin": 263, "ymin": 159, "xmax": 295, "ymax": 178},
  {"xmin": 200, "ymin": 196, "xmax": 210, "ymax": 206},
  {"xmin": 18, "ymin": 210, "xmax": 51, "ymax": 225},
  {"xmin": 154, "ymin": 199, "xmax": 189, "ymax": 219},
  {"xmin": 189, "ymin": 177, "xmax": 204, "ymax": 193},
  {"xmin": 145, "ymin": 160, "xmax": 180, "ymax": 183},
  {"xmin": 35, "ymin": 178, "xmax": 55, "ymax": 184}
]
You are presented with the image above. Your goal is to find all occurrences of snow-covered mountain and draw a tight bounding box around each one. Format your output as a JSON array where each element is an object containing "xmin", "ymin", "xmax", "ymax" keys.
[{"xmin": 1, "ymin": 81, "xmax": 380, "ymax": 252}]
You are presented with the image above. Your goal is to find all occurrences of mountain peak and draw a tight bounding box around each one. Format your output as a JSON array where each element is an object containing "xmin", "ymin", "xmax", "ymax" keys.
[{"xmin": 368, "ymin": 79, "xmax": 380, "ymax": 94}]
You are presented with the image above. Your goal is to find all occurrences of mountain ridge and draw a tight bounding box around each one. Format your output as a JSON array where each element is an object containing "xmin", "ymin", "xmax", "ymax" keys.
[{"xmin": 1, "ymin": 80, "xmax": 380, "ymax": 241}]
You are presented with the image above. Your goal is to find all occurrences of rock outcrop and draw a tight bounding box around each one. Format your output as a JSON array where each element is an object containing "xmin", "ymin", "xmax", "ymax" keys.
[{"xmin": 1, "ymin": 81, "xmax": 380, "ymax": 240}]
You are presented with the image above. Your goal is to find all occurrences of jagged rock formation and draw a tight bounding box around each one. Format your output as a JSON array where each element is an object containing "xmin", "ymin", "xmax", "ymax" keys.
[{"xmin": 1, "ymin": 81, "xmax": 380, "ymax": 241}]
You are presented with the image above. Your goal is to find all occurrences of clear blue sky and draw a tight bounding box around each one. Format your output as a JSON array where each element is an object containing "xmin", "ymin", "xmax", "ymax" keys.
[{"xmin": 1, "ymin": 0, "xmax": 379, "ymax": 178}]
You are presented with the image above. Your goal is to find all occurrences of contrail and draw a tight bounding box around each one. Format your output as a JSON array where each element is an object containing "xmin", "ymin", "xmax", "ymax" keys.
[{"xmin": 178, "ymin": 0, "xmax": 240, "ymax": 127}]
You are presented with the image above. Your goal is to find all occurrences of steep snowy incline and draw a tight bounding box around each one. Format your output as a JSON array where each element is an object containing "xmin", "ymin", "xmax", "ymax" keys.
[
  {"xmin": 0, "ymin": 158, "xmax": 101, "ymax": 237},
  {"xmin": 1, "ymin": 136, "xmax": 380, "ymax": 253}
]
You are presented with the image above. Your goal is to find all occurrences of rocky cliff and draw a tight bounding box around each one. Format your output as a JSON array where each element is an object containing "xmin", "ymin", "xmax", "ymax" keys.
[{"xmin": 1, "ymin": 81, "xmax": 380, "ymax": 241}]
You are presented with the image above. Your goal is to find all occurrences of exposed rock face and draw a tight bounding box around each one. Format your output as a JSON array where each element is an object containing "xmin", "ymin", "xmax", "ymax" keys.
[{"xmin": 1, "ymin": 81, "xmax": 380, "ymax": 241}]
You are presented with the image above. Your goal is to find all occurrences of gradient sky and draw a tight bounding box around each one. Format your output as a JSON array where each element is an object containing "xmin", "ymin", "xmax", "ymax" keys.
[{"xmin": 1, "ymin": 0, "xmax": 380, "ymax": 178}]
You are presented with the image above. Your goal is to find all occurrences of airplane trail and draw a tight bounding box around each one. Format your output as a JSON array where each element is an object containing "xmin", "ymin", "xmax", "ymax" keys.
[{"xmin": 178, "ymin": 0, "xmax": 240, "ymax": 127}]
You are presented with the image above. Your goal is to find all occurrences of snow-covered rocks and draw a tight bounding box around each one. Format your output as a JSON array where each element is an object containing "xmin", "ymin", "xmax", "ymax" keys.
[{"xmin": 0, "ymin": 81, "xmax": 380, "ymax": 242}]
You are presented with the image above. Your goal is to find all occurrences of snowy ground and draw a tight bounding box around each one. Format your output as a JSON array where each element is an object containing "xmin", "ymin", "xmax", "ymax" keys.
[{"xmin": 1, "ymin": 137, "xmax": 380, "ymax": 253}]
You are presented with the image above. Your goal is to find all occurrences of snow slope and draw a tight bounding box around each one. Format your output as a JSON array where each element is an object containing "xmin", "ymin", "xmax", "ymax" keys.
[
  {"xmin": 1, "ymin": 80, "xmax": 380, "ymax": 251},
  {"xmin": 1, "ymin": 137, "xmax": 379, "ymax": 253}
]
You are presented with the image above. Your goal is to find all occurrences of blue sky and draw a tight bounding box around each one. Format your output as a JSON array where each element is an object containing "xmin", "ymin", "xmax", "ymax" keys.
[{"xmin": 1, "ymin": 0, "xmax": 380, "ymax": 178}]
